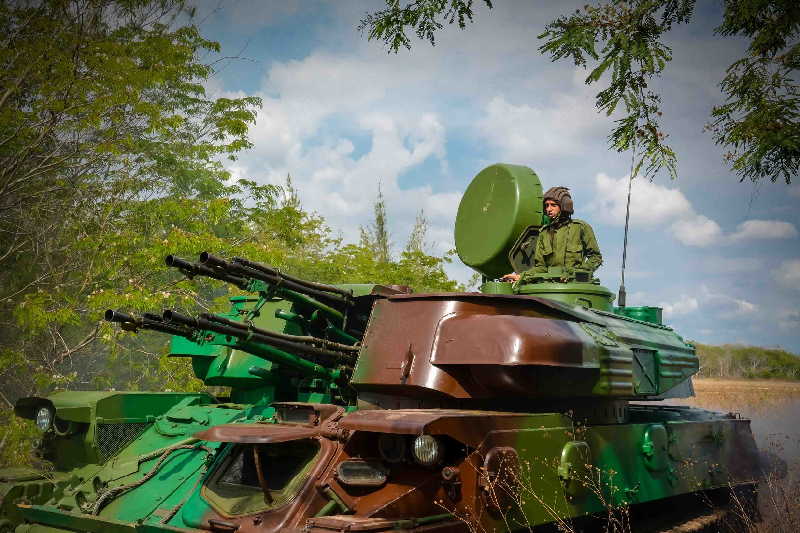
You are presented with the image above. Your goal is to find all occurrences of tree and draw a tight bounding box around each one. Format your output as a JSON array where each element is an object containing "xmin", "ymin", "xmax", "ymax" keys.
[
  {"xmin": 405, "ymin": 209, "xmax": 429, "ymax": 254},
  {"xmin": 0, "ymin": 0, "xmax": 261, "ymax": 456},
  {"xmin": 360, "ymin": 0, "xmax": 800, "ymax": 184},
  {"xmin": 359, "ymin": 184, "xmax": 392, "ymax": 262},
  {"xmin": 353, "ymin": 195, "xmax": 457, "ymax": 292}
]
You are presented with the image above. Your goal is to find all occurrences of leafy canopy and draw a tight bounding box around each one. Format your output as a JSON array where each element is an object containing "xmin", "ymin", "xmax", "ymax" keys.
[{"xmin": 360, "ymin": 0, "xmax": 800, "ymax": 184}]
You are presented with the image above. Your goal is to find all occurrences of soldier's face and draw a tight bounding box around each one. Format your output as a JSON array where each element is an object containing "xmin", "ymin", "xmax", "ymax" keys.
[{"xmin": 544, "ymin": 199, "xmax": 561, "ymax": 218}]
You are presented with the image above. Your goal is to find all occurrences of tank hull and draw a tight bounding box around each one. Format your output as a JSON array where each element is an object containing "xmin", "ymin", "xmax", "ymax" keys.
[{"xmin": 3, "ymin": 399, "xmax": 760, "ymax": 533}]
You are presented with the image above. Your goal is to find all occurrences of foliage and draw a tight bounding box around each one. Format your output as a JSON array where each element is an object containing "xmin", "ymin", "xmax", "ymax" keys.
[
  {"xmin": 0, "ymin": 0, "xmax": 260, "ymax": 405},
  {"xmin": 709, "ymin": 1, "xmax": 800, "ymax": 183},
  {"xmin": 359, "ymin": 184, "xmax": 392, "ymax": 263},
  {"xmin": 360, "ymin": 0, "xmax": 800, "ymax": 184},
  {"xmin": 356, "ymin": 190, "xmax": 457, "ymax": 290},
  {"xmin": 0, "ymin": 412, "xmax": 38, "ymax": 470},
  {"xmin": 695, "ymin": 342, "xmax": 800, "ymax": 380},
  {"xmin": 405, "ymin": 209, "xmax": 429, "ymax": 254},
  {"xmin": 359, "ymin": 0, "xmax": 491, "ymax": 52},
  {"xmin": 538, "ymin": 1, "xmax": 685, "ymax": 181}
]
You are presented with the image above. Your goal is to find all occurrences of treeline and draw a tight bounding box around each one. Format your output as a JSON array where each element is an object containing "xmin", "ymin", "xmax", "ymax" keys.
[{"xmin": 695, "ymin": 343, "xmax": 800, "ymax": 381}]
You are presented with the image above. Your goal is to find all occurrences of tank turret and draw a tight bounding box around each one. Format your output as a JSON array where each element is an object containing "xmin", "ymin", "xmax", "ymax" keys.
[{"xmin": 419, "ymin": 163, "xmax": 694, "ymax": 404}]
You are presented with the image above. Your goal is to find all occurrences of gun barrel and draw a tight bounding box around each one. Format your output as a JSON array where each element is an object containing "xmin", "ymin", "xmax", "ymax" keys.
[
  {"xmin": 165, "ymin": 255, "xmax": 250, "ymax": 290},
  {"xmin": 161, "ymin": 309, "xmax": 201, "ymax": 329},
  {"xmin": 232, "ymin": 257, "xmax": 353, "ymax": 299},
  {"xmin": 105, "ymin": 309, "xmax": 192, "ymax": 337},
  {"xmin": 105, "ymin": 309, "xmax": 136, "ymax": 324},
  {"xmin": 161, "ymin": 309, "xmax": 354, "ymax": 364},
  {"xmin": 198, "ymin": 252, "xmax": 353, "ymax": 311},
  {"xmin": 201, "ymin": 313, "xmax": 358, "ymax": 361},
  {"xmin": 197, "ymin": 251, "xmax": 228, "ymax": 270},
  {"xmin": 162, "ymin": 309, "xmax": 345, "ymax": 379}
]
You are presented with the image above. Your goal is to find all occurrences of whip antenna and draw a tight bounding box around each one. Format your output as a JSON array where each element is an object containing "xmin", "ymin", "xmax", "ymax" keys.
[{"xmin": 618, "ymin": 145, "xmax": 637, "ymax": 308}]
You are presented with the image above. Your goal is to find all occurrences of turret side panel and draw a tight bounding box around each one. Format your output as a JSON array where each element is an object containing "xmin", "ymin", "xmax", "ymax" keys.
[
  {"xmin": 353, "ymin": 294, "xmax": 699, "ymax": 400},
  {"xmin": 352, "ymin": 296, "xmax": 601, "ymax": 399},
  {"xmin": 430, "ymin": 313, "xmax": 585, "ymax": 367}
]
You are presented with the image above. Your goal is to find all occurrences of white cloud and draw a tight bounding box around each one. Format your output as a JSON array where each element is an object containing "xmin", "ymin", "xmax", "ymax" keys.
[
  {"xmin": 660, "ymin": 295, "xmax": 699, "ymax": 318},
  {"xmin": 728, "ymin": 220, "xmax": 798, "ymax": 242},
  {"xmin": 225, "ymin": 51, "xmax": 458, "ymax": 259},
  {"xmin": 477, "ymin": 71, "xmax": 606, "ymax": 162},
  {"xmin": 700, "ymin": 285, "xmax": 758, "ymax": 319},
  {"xmin": 773, "ymin": 259, "xmax": 800, "ymax": 289},
  {"xmin": 670, "ymin": 214, "xmax": 723, "ymax": 246},
  {"xmin": 699, "ymin": 256, "xmax": 762, "ymax": 274},
  {"xmin": 659, "ymin": 286, "xmax": 757, "ymax": 320},
  {"xmin": 591, "ymin": 173, "xmax": 795, "ymax": 247},
  {"xmin": 592, "ymin": 172, "xmax": 692, "ymax": 226}
]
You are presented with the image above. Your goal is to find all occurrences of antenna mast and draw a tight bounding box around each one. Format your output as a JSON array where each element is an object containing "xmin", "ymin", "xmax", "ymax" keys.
[{"xmin": 618, "ymin": 146, "xmax": 637, "ymax": 308}]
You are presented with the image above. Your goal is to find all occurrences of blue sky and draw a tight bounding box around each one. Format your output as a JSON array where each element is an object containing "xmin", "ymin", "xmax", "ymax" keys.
[{"xmin": 194, "ymin": 1, "xmax": 800, "ymax": 353}]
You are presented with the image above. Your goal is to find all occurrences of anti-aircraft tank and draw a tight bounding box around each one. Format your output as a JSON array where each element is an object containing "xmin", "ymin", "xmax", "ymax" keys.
[{"xmin": 1, "ymin": 164, "xmax": 761, "ymax": 533}]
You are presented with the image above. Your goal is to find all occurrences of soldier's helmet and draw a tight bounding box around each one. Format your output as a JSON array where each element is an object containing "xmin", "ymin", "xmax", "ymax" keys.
[{"xmin": 543, "ymin": 186, "xmax": 573, "ymax": 215}]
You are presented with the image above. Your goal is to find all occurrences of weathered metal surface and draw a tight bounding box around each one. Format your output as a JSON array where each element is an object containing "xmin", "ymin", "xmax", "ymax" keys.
[
  {"xmin": 340, "ymin": 409, "xmax": 561, "ymax": 446},
  {"xmin": 194, "ymin": 424, "xmax": 320, "ymax": 444},
  {"xmin": 352, "ymin": 293, "xmax": 696, "ymax": 400}
]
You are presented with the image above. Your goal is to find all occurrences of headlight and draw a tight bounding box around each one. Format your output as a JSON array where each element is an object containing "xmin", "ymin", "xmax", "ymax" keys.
[
  {"xmin": 412, "ymin": 435, "xmax": 443, "ymax": 467},
  {"xmin": 35, "ymin": 406, "xmax": 54, "ymax": 432}
]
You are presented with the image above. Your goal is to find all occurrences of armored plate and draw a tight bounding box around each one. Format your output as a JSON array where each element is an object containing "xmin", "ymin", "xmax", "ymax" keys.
[{"xmin": 455, "ymin": 163, "xmax": 543, "ymax": 279}]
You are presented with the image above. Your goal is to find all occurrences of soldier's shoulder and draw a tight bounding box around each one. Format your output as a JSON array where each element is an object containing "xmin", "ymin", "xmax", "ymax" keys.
[
  {"xmin": 570, "ymin": 219, "xmax": 598, "ymax": 235},
  {"xmin": 570, "ymin": 218, "xmax": 593, "ymax": 227}
]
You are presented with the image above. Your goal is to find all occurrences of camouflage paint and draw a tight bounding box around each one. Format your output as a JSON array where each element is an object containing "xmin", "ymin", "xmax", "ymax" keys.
[
  {"xmin": 351, "ymin": 293, "xmax": 696, "ymax": 402},
  {"xmin": 2, "ymin": 281, "xmax": 758, "ymax": 533}
]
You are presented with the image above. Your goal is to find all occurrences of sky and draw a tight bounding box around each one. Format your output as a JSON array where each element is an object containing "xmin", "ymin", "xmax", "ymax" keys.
[{"xmin": 192, "ymin": 1, "xmax": 800, "ymax": 353}]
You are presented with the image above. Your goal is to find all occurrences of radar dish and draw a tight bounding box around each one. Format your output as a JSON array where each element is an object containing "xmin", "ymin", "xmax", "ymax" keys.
[{"xmin": 454, "ymin": 164, "xmax": 543, "ymax": 279}]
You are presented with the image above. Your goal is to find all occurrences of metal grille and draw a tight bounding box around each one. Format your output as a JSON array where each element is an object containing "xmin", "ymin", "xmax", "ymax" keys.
[{"xmin": 96, "ymin": 422, "xmax": 151, "ymax": 463}]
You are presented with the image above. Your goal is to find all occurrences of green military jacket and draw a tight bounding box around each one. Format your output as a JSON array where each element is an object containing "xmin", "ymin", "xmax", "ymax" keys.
[{"xmin": 529, "ymin": 218, "xmax": 602, "ymax": 276}]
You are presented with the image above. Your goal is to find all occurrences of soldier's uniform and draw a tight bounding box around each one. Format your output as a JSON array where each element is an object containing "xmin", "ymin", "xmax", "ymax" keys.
[
  {"xmin": 531, "ymin": 218, "xmax": 602, "ymax": 274},
  {"xmin": 520, "ymin": 187, "xmax": 602, "ymax": 281}
]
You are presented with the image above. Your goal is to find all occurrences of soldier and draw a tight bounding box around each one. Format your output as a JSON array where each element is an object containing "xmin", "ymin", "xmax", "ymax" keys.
[{"xmin": 502, "ymin": 187, "xmax": 602, "ymax": 282}]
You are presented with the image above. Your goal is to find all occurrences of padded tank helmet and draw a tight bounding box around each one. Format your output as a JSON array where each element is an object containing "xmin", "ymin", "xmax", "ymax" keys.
[{"xmin": 543, "ymin": 186, "xmax": 573, "ymax": 215}]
